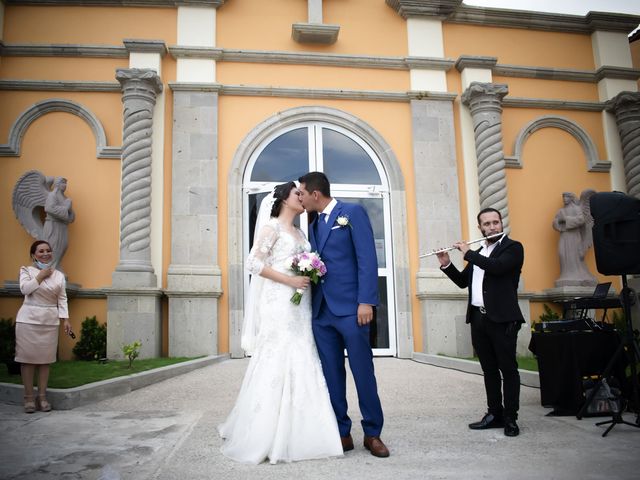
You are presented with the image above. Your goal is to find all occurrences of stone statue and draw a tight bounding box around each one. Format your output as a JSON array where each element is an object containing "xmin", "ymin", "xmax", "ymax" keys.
[
  {"xmin": 552, "ymin": 190, "xmax": 597, "ymax": 287},
  {"xmin": 12, "ymin": 170, "xmax": 75, "ymax": 270}
]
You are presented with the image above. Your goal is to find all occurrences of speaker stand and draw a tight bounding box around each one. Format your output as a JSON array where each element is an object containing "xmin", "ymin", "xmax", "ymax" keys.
[{"xmin": 577, "ymin": 275, "xmax": 640, "ymax": 437}]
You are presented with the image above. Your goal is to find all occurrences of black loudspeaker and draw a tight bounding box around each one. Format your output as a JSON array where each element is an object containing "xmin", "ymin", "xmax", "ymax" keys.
[{"xmin": 590, "ymin": 191, "xmax": 640, "ymax": 275}]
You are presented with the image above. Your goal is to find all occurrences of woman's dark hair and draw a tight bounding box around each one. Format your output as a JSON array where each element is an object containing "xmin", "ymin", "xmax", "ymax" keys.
[
  {"xmin": 30, "ymin": 240, "xmax": 51, "ymax": 257},
  {"xmin": 270, "ymin": 181, "xmax": 297, "ymax": 218},
  {"xmin": 298, "ymin": 171, "xmax": 331, "ymax": 197}
]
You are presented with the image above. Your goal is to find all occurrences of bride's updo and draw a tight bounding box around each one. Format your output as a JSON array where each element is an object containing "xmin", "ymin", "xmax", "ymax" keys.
[{"xmin": 270, "ymin": 181, "xmax": 297, "ymax": 218}]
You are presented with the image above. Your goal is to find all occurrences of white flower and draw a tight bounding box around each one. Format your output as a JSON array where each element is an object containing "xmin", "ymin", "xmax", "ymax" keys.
[
  {"xmin": 297, "ymin": 257, "xmax": 312, "ymax": 271},
  {"xmin": 337, "ymin": 215, "xmax": 352, "ymax": 228}
]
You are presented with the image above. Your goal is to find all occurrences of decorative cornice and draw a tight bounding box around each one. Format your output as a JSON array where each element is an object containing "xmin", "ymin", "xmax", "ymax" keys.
[
  {"xmin": 455, "ymin": 55, "xmax": 497, "ymax": 72},
  {"xmin": 168, "ymin": 46, "xmax": 223, "ymax": 60},
  {"xmin": 0, "ymin": 43, "xmax": 128, "ymax": 58},
  {"xmin": 503, "ymin": 97, "xmax": 605, "ymax": 111},
  {"xmin": 123, "ymin": 39, "xmax": 167, "ymax": 57},
  {"xmin": 385, "ymin": 0, "xmax": 463, "ymax": 20},
  {"xmin": 493, "ymin": 64, "xmax": 595, "ymax": 82},
  {"xmin": 0, "ymin": 79, "xmax": 121, "ymax": 91},
  {"xmin": 451, "ymin": 6, "xmax": 640, "ymax": 34},
  {"xmin": 4, "ymin": 0, "xmax": 226, "ymax": 6},
  {"xmin": 291, "ymin": 23, "xmax": 340, "ymax": 45},
  {"xmin": 595, "ymin": 66, "xmax": 640, "ymax": 82},
  {"xmin": 169, "ymin": 82, "xmax": 457, "ymax": 102},
  {"xmin": 168, "ymin": 46, "xmax": 455, "ymax": 71}
]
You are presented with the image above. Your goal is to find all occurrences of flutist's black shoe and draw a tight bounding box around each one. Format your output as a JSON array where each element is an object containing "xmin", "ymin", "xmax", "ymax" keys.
[
  {"xmin": 504, "ymin": 419, "xmax": 520, "ymax": 437},
  {"xmin": 468, "ymin": 413, "xmax": 504, "ymax": 430}
]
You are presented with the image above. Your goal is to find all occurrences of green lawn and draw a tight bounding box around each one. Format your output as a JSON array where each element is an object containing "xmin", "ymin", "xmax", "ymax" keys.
[
  {"xmin": 0, "ymin": 357, "xmax": 201, "ymax": 388},
  {"xmin": 465, "ymin": 356, "xmax": 539, "ymax": 372},
  {"xmin": 438, "ymin": 355, "xmax": 538, "ymax": 372}
]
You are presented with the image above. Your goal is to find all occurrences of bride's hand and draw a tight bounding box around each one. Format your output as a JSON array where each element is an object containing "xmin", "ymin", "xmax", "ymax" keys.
[{"xmin": 290, "ymin": 276, "xmax": 311, "ymax": 290}]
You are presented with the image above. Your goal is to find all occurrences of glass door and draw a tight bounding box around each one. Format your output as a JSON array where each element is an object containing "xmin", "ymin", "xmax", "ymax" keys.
[{"xmin": 243, "ymin": 123, "xmax": 396, "ymax": 355}]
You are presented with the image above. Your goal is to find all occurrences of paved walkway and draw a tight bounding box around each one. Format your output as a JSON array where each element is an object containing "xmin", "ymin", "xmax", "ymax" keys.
[{"xmin": 1, "ymin": 358, "xmax": 639, "ymax": 480}]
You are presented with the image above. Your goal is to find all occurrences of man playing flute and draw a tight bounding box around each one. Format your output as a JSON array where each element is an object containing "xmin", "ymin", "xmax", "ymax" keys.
[{"xmin": 436, "ymin": 207, "xmax": 525, "ymax": 437}]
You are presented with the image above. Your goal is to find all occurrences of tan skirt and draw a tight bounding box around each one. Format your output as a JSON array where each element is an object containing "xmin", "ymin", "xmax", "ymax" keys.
[{"xmin": 15, "ymin": 322, "xmax": 59, "ymax": 364}]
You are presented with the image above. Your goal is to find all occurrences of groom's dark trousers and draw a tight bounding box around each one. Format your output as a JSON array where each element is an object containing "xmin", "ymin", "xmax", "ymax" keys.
[{"xmin": 313, "ymin": 300, "xmax": 384, "ymax": 438}]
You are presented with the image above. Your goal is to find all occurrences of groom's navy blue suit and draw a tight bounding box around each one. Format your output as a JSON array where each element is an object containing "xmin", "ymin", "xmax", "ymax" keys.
[{"xmin": 309, "ymin": 200, "xmax": 384, "ymax": 438}]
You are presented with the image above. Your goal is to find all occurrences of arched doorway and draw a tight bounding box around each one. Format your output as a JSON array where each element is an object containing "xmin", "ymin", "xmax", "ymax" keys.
[
  {"xmin": 244, "ymin": 122, "xmax": 396, "ymax": 355},
  {"xmin": 228, "ymin": 106, "xmax": 412, "ymax": 359}
]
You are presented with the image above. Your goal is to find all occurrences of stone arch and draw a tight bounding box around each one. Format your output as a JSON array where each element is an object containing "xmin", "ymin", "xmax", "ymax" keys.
[
  {"xmin": 506, "ymin": 115, "xmax": 609, "ymax": 172},
  {"xmin": 0, "ymin": 98, "xmax": 121, "ymax": 158},
  {"xmin": 227, "ymin": 105, "xmax": 412, "ymax": 358}
]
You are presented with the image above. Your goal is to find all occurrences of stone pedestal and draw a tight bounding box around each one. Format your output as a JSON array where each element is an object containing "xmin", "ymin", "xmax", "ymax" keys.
[{"xmin": 106, "ymin": 289, "xmax": 162, "ymax": 359}]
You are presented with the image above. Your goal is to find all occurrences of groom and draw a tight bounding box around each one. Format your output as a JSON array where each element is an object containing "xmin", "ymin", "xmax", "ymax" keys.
[{"xmin": 298, "ymin": 172, "xmax": 389, "ymax": 458}]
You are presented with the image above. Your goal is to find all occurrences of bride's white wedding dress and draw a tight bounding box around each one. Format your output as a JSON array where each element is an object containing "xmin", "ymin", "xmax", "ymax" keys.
[{"xmin": 218, "ymin": 218, "xmax": 342, "ymax": 464}]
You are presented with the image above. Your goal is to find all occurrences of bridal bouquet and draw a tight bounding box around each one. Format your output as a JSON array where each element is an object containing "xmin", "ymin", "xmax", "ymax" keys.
[{"xmin": 289, "ymin": 251, "xmax": 327, "ymax": 305}]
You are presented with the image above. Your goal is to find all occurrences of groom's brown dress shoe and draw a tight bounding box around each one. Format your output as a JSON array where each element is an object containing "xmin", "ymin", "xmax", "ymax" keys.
[
  {"xmin": 363, "ymin": 436, "xmax": 390, "ymax": 458},
  {"xmin": 341, "ymin": 435, "xmax": 354, "ymax": 452}
]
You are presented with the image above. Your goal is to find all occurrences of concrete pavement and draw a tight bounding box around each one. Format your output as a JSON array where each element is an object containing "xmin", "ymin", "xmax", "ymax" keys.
[{"xmin": 1, "ymin": 357, "xmax": 639, "ymax": 480}]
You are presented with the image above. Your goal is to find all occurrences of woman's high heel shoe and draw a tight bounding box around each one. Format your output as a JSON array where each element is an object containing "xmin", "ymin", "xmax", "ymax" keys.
[
  {"xmin": 37, "ymin": 396, "xmax": 52, "ymax": 412},
  {"xmin": 24, "ymin": 395, "xmax": 36, "ymax": 414}
]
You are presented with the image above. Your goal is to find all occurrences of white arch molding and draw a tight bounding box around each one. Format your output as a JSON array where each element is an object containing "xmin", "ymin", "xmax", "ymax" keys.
[
  {"xmin": 227, "ymin": 106, "xmax": 413, "ymax": 359},
  {"xmin": 0, "ymin": 98, "xmax": 121, "ymax": 159},
  {"xmin": 505, "ymin": 115, "xmax": 610, "ymax": 172}
]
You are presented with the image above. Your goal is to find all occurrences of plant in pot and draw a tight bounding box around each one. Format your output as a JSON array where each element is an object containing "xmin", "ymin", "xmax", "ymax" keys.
[{"xmin": 0, "ymin": 318, "xmax": 21, "ymax": 375}]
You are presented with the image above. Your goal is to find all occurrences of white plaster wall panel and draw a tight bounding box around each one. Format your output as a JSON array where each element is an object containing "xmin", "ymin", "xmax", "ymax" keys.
[
  {"xmin": 178, "ymin": 6, "xmax": 216, "ymax": 47},
  {"xmin": 410, "ymin": 69, "xmax": 447, "ymax": 92},
  {"xmin": 177, "ymin": 58, "xmax": 216, "ymax": 82},
  {"xmin": 591, "ymin": 31, "xmax": 633, "ymax": 69},
  {"xmin": 407, "ymin": 17, "xmax": 444, "ymax": 57}
]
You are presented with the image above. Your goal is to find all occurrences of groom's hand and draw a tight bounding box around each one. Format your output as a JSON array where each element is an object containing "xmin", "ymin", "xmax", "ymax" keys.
[{"xmin": 357, "ymin": 304, "xmax": 373, "ymax": 326}]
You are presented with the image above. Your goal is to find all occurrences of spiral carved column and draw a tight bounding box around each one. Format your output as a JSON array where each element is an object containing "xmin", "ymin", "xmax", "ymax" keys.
[
  {"xmin": 114, "ymin": 68, "xmax": 163, "ymax": 282},
  {"xmin": 461, "ymin": 82, "xmax": 511, "ymax": 231},
  {"xmin": 606, "ymin": 91, "xmax": 640, "ymax": 199}
]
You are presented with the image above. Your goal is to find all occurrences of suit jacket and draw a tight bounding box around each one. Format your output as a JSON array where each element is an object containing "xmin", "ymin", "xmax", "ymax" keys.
[
  {"xmin": 441, "ymin": 236, "xmax": 524, "ymax": 324},
  {"xmin": 309, "ymin": 200, "xmax": 379, "ymax": 318}
]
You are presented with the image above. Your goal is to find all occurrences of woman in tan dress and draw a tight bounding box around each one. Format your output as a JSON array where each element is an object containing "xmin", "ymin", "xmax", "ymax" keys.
[{"xmin": 15, "ymin": 240, "xmax": 71, "ymax": 413}]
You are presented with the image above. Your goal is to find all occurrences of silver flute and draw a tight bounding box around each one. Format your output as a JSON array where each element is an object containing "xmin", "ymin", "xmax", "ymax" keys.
[{"xmin": 419, "ymin": 232, "xmax": 505, "ymax": 258}]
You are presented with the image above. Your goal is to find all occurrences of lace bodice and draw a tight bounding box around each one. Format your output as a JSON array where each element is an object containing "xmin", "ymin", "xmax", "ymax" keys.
[{"xmin": 246, "ymin": 218, "xmax": 310, "ymax": 276}]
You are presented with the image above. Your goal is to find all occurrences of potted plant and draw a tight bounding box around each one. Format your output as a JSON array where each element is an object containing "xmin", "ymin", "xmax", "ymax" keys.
[{"xmin": 0, "ymin": 318, "xmax": 21, "ymax": 375}]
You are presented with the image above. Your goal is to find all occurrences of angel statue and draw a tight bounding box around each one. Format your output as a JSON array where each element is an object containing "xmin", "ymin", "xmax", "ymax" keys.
[
  {"xmin": 552, "ymin": 190, "xmax": 597, "ymax": 287},
  {"xmin": 12, "ymin": 170, "xmax": 75, "ymax": 271}
]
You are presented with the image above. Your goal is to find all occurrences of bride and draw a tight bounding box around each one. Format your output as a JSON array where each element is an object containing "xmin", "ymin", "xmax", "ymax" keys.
[{"xmin": 218, "ymin": 181, "xmax": 343, "ymax": 464}]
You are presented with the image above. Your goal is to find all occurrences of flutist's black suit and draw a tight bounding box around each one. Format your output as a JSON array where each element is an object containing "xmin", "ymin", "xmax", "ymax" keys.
[{"xmin": 441, "ymin": 236, "xmax": 524, "ymax": 421}]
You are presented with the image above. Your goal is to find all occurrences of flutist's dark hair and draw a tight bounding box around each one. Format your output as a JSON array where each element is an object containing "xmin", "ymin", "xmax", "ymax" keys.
[{"xmin": 477, "ymin": 207, "xmax": 502, "ymax": 224}]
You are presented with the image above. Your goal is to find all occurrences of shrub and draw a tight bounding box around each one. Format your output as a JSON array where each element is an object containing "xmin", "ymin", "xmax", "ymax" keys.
[
  {"xmin": 73, "ymin": 316, "xmax": 107, "ymax": 360},
  {"xmin": 0, "ymin": 318, "xmax": 16, "ymax": 362},
  {"xmin": 122, "ymin": 340, "xmax": 141, "ymax": 369},
  {"xmin": 539, "ymin": 304, "xmax": 560, "ymax": 323}
]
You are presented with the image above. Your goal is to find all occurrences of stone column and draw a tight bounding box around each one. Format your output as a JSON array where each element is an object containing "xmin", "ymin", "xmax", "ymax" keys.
[
  {"xmin": 605, "ymin": 91, "xmax": 640, "ymax": 199},
  {"xmin": 113, "ymin": 68, "xmax": 163, "ymax": 286},
  {"xmin": 167, "ymin": 86, "xmax": 222, "ymax": 357},
  {"xmin": 107, "ymin": 68, "xmax": 163, "ymax": 359},
  {"xmin": 461, "ymin": 82, "xmax": 511, "ymax": 232}
]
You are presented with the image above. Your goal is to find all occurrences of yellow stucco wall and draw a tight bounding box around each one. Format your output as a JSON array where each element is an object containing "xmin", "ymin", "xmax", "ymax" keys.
[{"xmin": 1, "ymin": 1, "xmax": 635, "ymax": 357}]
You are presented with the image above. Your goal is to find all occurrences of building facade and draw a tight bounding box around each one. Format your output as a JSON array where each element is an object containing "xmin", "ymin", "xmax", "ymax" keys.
[{"xmin": 1, "ymin": 0, "xmax": 639, "ymax": 360}]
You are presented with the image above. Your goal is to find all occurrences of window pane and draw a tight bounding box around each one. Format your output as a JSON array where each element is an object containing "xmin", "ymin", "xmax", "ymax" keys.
[
  {"xmin": 370, "ymin": 277, "xmax": 389, "ymax": 349},
  {"xmin": 322, "ymin": 129, "xmax": 381, "ymax": 185},
  {"xmin": 336, "ymin": 197, "xmax": 385, "ymax": 268},
  {"xmin": 251, "ymin": 128, "xmax": 309, "ymax": 182}
]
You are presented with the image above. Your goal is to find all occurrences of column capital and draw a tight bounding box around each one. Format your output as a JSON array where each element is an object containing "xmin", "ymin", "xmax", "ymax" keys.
[
  {"xmin": 116, "ymin": 68, "xmax": 163, "ymax": 100},
  {"xmin": 605, "ymin": 91, "xmax": 640, "ymax": 113},
  {"xmin": 461, "ymin": 82, "xmax": 508, "ymax": 110}
]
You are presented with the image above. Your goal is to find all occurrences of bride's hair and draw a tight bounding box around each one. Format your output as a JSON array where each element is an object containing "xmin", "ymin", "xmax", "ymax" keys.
[{"xmin": 270, "ymin": 181, "xmax": 297, "ymax": 218}]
